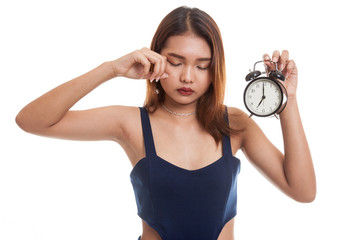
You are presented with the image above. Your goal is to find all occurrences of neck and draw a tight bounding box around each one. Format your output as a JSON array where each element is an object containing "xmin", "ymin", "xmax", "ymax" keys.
[
  {"xmin": 161, "ymin": 99, "xmax": 197, "ymax": 117},
  {"xmin": 162, "ymin": 103, "xmax": 196, "ymax": 117}
]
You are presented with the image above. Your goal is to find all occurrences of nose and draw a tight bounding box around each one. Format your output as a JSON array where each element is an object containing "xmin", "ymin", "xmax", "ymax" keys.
[{"xmin": 180, "ymin": 65, "xmax": 194, "ymax": 83}]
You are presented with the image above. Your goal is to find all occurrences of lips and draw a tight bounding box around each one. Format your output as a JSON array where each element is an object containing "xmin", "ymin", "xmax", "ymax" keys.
[{"xmin": 177, "ymin": 87, "xmax": 194, "ymax": 96}]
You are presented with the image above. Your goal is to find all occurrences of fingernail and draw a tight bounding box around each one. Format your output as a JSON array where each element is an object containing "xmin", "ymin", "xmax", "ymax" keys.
[
  {"xmin": 162, "ymin": 73, "xmax": 169, "ymax": 78},
  {"xmin": 273, "ymin": 57, "xmax": 278, "ymax": 62},
  {"xmin": 279, "ymin": 64, "xmax": 284, "ymax": 71},
  {"xmin": 150, "ymin": 78, "xmax": 155, "ymax": 83},
  {"xmin": 156, "ymin": 78, "xmax": 160, "ymax": 82},
  {"xmin": 264, "ymin": 56, "xmax": 270, "ymax": 61}
]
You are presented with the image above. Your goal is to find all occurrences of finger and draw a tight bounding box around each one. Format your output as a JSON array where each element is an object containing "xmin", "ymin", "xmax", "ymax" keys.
[
  {"xmin": 284, "ymin": 59, "xmax": 297, "ymax": 78},
  {"xmin": 158, "ymin": 55, "xmax": 168, "ymax": 80},
  {"xmin": 263, "ymin": 54, "xmax": 272, "ymax": 70},
  {"xmin": 269, "ymin": 50, "xmax": 281, "ymax": 72},
  {"xmin": 279, "ymin": 50, "xmax": 289, "ymax": 71},
  {"xmin": 152, "ymin": 55, "xmax": 168, "ymax": 81},
  {"xmin": 151, "ymin": 57, "xmax": 161, "ymax": 80},
  {"xmin": 272, "ymin": 50, "xmax": 280, "ymax": 63},
  {"xmin": 263, "ymin": 53, "xmax": 271, "ymax": 61},
  {"xmin": 134, "ymin": 51, "xmax": 151, "ymax": 78},
  {"xmin": 141, "ymin": 49, "xmax": 165, "ymax": 80},
  {"xmin": 160, "ymin": 72, "xmax": 169, "ymax": 79},
  {"xmin": 153, "ymin": 55, "xmax": 167, "ymax": 81},
  {"xmin": 139, "ymin": 48, "xmax": 156, "ymax": 79}
]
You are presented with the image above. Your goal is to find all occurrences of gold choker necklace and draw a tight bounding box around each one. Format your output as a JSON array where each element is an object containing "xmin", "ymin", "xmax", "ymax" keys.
[{"xmin": 161, "ymin": 103, "xmax": 196, "ymax": 116}]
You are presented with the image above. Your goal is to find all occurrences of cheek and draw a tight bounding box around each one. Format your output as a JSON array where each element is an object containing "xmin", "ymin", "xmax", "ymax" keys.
[
  {"xmin": 164, "ymin": 64, "xmax": 179, "ymax": 79},
  {"xmin": 159, "ymin": 75, "xmax": 175, "ymax": 91},
  {"xmin": 160, "ymin": 66, "xmax": 173, "ymax": 86},
  {"xmin": 199, "ymin": 74, "xmax": 212, "ymax": 90}
]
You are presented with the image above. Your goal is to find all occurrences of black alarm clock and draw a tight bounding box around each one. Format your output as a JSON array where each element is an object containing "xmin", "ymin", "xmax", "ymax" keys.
[{"xmin": 243, "ymin": 60, "xmax": 288, "ymax": 118}]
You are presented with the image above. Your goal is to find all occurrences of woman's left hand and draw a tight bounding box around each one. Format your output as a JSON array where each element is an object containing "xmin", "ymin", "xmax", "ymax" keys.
[{"xmin": 263, "ymin": 50, "xmax": 298, "ymax": 98}]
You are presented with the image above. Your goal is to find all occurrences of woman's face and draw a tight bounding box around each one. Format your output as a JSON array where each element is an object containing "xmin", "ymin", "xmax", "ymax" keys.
[{"xmin": 160, "ymin": 33, "xmax": 212, "ymax": 107}]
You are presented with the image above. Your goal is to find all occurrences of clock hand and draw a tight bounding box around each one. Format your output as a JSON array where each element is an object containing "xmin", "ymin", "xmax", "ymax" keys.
[
  {"xmin": 262, "ymin": 82, "xmax": 265, "ymax": 106},
  {"xmin": 256, "ymin": 83, "xmax": 267, "ymax": 107},
  {"xmin": 257, "ymin": 95, "xmax": 265, "ymax": 107},
  {"xmin": 262, "ymin": 82, "xmax": 265, "ymax": 97}
]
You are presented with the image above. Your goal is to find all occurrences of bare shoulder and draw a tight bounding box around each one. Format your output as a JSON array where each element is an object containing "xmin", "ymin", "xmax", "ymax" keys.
[
  {"xmin": 112, "ymin": 106, "xmax": 145, "ymax": 165},
  {"xmin": 111, "ymin": 105, "xmax": 141, "ymax": 123},
  {"xmin": 111, "ymin": 105, "xmax": 142, "ymax": 140},
  {"xmin": 226, "ymin": 106, "xmax": 251, "ymax": 131},
  {"xmin": 226, "ymin": 106, "xmax": 269, "ymax": 154},
  {"xmin": 225, "ymin": 106, "xmax": 252, "ymax": 152}
]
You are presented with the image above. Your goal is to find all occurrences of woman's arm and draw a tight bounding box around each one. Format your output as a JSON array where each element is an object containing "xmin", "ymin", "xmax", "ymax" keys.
[
  {"xmin": 16, "ymin": 62, "xmax": 114, "ymax": 138},
  {"xmin": 280, "ymin": 96, "xmax": 315, "ymax": 202},
  {"xmin": 15, "ymin": 48, "xmax": 168, "ymax": 141},
  {"xmin": 238, "ymin": 50, "xmax": 316, "ymax": 203}
]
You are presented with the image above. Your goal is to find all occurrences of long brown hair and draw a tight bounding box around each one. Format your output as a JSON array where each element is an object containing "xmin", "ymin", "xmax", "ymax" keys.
[{"xmin": 144, "ymin": 6, "xmax": 236, "ymax": 144}]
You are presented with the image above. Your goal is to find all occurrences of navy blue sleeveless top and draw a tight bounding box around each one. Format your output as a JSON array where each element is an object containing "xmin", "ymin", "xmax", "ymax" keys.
[{"xmin": 130, "ymin": 107, "xmax": 241, "ymax": 240}]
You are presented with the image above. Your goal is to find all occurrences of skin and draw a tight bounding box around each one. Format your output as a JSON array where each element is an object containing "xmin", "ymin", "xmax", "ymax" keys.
[{"xmin": 16, "ymin": 33, "xmax": 316, "ymax": 240}]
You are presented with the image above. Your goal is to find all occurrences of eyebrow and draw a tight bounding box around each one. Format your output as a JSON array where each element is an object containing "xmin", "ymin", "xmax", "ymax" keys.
[{"xmin": 167, "ymin": 53, "xmax": 211, "ymax": 61}]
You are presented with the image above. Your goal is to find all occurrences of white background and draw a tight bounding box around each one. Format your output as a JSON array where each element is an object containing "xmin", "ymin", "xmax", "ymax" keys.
[{"xmin": 1, "ymin": 0, "xmax": 359, "ymax": 239}]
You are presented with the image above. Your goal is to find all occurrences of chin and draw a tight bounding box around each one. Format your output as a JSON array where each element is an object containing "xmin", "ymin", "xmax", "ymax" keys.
[{"xmin": 165, "ymin": 95, "xmax": 199, "ymax": 106}]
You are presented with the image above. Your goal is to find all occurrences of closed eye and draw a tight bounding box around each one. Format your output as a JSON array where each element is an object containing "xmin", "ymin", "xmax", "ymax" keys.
[
  {"xmin": 197, "ymin": 65, "xmax": 209, "ymax": 70},
  {"xmin": 167, "ymin": 60, "xmax": 181, "ymax": 67}
]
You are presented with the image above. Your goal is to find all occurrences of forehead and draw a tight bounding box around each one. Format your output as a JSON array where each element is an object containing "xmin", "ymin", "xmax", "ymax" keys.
[{"xmin": 161, "ymin": 33, "xmax": 211, "ymax": 59}]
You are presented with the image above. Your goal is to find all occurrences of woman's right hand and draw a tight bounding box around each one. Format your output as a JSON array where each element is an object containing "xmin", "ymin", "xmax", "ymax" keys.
[{"xmin": 111, "ymin": 47, "xmax": 168, "ymax": 81}]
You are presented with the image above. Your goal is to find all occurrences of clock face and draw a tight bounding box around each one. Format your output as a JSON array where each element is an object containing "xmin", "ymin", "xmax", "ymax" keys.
[{"xmin": 244, "ymin": 78, "xmax": 283, "ymax": 117}]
